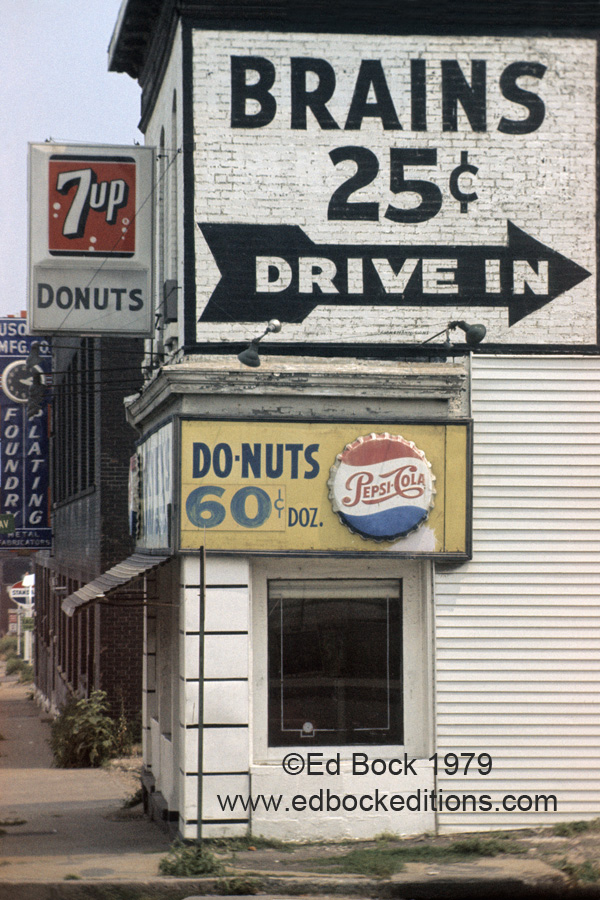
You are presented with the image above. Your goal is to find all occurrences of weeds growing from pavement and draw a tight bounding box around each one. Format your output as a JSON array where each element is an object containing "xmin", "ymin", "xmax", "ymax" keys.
[
  {"xmin": 558, "ymin": 859, "xmax": 600, "ymax": 884},
  {"xmin": 50, "ymin": 691, "xmax": 118, "ymax": 767},
  {"xmin": 205, "ymin": 834, "xmax": 292, "ymax": 852},
  {"xmin": 112, "ymin": 698, "xmax": 141, "ymax": 757},
  {"xmin": 553, "ymin": 819, "xmax": 600, "ymax": 837},
  {"xmin": 158, "ymin": 841, "xmax": 224, "ymax": 876}
]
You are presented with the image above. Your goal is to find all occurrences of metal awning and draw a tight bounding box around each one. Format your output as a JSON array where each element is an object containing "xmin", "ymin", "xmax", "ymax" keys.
[{"xmin": 61, "ymin": 553, "xmax": 172, "ymax": 617}]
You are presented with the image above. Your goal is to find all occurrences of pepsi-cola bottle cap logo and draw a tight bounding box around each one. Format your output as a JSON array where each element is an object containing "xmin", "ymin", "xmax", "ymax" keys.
[{"xmin": 328, "ymin": 433, "xmax": 435, "ymax": 542}]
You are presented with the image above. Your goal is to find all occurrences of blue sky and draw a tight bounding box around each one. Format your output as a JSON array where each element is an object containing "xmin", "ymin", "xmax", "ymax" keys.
[{"xmin": 0, "ymin": 0, "xmax": 142, "ymax": 318}]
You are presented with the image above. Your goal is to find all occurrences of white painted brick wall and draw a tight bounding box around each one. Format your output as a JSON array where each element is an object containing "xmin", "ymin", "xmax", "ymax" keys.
[{"xmin": 191, "ymin": 31, "xmax": 596, "ymax": 347}]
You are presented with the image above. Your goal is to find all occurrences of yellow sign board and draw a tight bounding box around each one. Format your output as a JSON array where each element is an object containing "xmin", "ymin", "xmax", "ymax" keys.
[{"xmin": 180, "ymin": 420, "xmax": 470, "ymax": 557}]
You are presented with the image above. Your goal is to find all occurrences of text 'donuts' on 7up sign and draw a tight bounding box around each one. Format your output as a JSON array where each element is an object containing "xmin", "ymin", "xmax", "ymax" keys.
[
  {"xmin": 179, "ymin": 420, "xmax": 471, "ymax": 558},
  {"xmin": 28, "ymin": 143, "xmax": 154, "ymax": 336},
  {"xmin": 194, "ymin": 34, "xmax": 596, "ymax": 347}
]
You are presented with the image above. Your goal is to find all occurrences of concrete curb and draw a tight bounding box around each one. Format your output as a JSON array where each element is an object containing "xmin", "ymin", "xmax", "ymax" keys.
[{"xmin": 0, "ymin": 870, "xmax": 597, "ymax": 900}]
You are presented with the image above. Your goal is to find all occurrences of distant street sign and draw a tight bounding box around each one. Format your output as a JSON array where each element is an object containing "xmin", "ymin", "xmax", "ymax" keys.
[
  {"xmin": 0, "ymin": 514, "xmax": 15, "ymax": 533},
  {"xmin": 9, "ymin": 580, "xmax": 34, "ymax": 606}
]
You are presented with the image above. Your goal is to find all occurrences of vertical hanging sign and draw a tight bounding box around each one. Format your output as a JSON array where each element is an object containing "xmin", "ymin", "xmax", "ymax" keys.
[
  {"xmin": 28, "ymin": 143, "xmax": 154, "ymax": 337},
  {"xmin": 0, "ymin": 319, "xmax": 52, "ymax": 549}
]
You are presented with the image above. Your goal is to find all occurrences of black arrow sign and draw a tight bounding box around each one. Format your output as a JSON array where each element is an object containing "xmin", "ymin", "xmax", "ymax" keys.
[{"xmin": 198, "ymin": 221, "xmax": 591, "ymax": 327}]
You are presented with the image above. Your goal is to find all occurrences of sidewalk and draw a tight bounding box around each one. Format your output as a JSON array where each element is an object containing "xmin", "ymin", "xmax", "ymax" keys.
[
  {"xmin": 0, "ymin": 665, "xmax": 597, "ymax": 899},
  {"xmin": 0, "ymin": 670, "xmax": 174, "ymax": 893}
]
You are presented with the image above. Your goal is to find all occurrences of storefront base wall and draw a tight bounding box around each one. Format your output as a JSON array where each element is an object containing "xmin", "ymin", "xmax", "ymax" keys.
[
  {"xmin": 249, "ymin": 766, "xmax": 435, "ymax": 840},
  {"xmin": 171, "ymin": 552, "xmax": 436, "ymax": 840},
  {"xmin": 177, "ymin": 555, "xmax": 252, "ymax": 839}
]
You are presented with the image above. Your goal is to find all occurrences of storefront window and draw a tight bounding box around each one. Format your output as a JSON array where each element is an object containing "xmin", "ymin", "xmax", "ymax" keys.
[{"xmin": 268, "ymin": 579, "xmax": 402, "ymax": 746}]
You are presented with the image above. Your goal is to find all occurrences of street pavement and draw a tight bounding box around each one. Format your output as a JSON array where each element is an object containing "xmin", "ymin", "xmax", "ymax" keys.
[{"xmin": 0, "ymin": 664, "xmax": 595, "ymax": 900}]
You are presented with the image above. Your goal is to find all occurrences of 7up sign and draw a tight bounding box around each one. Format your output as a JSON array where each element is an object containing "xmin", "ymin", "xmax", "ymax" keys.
[{"xmin": 28, "ymin": 143, "xmax": 154, "ymax": 337}]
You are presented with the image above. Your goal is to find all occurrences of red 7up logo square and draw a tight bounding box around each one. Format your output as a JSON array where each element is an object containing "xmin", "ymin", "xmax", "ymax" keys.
[{"xmin": 48, "ymin": 155, "xmax": 136, "ymax": 257}]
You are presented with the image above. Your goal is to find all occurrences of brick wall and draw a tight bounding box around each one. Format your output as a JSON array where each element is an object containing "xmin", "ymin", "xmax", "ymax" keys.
[
  {"xmin": 99, "ymin": 600, "xmax": 144, "ymax": 724},
  {"xmin": 36, "ymin": 337, "xmax": 145, "ymax": 725},
  {"xmin": 98, "ymin": 337, "xmax": 143, "ymax": 571}
]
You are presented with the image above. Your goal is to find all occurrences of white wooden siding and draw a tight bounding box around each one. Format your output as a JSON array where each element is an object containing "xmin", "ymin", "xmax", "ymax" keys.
[{"xmin": 435, "ymin": 355, "xmax": 600, "ymax": 832}]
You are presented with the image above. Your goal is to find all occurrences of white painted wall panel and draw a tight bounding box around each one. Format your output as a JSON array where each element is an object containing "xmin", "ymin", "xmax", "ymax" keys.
[
  {"xmin": 203, "ymin": 728, "xmax": 249, "ymax": 773},
  {"xmin": 435, "ymin": 355, "xmax": 600, "ymax": 831},
  {"xmin": 192, "ymin": 32, "xmax": 596, "ymax": 348}
]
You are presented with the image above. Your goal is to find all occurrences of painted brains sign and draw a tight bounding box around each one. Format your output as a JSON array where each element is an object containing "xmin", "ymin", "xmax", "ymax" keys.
[{"xmin": 194, "ymin": 33, "xmax": 596, "ymax": 347}]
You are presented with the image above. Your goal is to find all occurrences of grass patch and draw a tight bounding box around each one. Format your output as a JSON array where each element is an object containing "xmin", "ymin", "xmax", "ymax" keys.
[
  {"xmin": 0, "ymin": 818, "xmax": 27, "ymax": 827},
  {"xmin": 451, "ymin": 835, "xmax": 527, "ymax": 856},
  {"xmin": 553, "ymin": 819, "xmax": 600, "ymax": 837},
  {"xmin": 5, "ymin": 657, "xmax": 31, "ymax": 678},
  {"xmin": 3, "ymin": 657, "xmax": 33, "ymax": 683},
  {"xmin": 63, "ymin": 874, "xmax": 81, "ymax": 881},
  {"xmin": 311, "ymin": 834, "xmax": 528, "ymax": 878},
  {"xmin": 18, "ymin": 664, "xmax": 33, "ymax": 684},
  {"xmin": 205, "ymin": 834, "xmax": 293, "ymax": 852},
  {"xmin": 558, "ymin": 859, "xmax": 600, "ymax": 884},
  {"xmin": 214, "ymin": 876, "xmax": 263, "ymax": 894},
  {"xmin": 158, "ymin": 841, "xmax": 225, "ymax": 876},
  {"xmin": 374, "ymin": 830, "xmax": 401, "ymax": 842},
  {"xmin": 0, "ymin": 635, "xmax": 18, "ymax": 659}
]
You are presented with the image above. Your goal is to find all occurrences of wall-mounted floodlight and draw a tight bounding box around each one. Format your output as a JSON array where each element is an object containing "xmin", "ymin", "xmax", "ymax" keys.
[
  {"xmin": 422, "ymin": 320, "xmax": 487, "ymax": 347},
  {"xmin": 237, "ymin": 320, "xmax": 282, "ymax": 367}
]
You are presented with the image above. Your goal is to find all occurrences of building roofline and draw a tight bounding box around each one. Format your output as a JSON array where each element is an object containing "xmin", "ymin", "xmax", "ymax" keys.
[
  {"xmin": 108, "ymin": 0, "xmax": 166, "ymax": 78},
  {"xmin": 108, "ymin": 0, "xmax": 600, "ymax": 81}
]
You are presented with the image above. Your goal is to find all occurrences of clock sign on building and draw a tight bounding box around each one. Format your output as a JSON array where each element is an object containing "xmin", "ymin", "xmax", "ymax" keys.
[{"xmin": 194, "ymin": 34, "xmax": 596, "ymax": 349}]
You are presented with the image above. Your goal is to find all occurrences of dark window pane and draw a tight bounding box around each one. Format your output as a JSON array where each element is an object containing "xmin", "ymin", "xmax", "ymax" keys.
[{"xmin": 268, "ymin": 580, "xmax": 402, "ymax": 746}]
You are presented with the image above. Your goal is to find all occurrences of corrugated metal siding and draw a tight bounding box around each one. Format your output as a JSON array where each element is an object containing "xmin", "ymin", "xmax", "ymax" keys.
[{"xmin": 435, "ymin": 355, "xmax": 600, "ymax": 832}]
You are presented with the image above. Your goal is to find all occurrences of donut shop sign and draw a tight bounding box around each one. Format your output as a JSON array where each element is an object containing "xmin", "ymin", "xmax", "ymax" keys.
[
  {"xmin": 28, "ymin": 143, "xmax": 154, "ymax": 336},
  {"xmin": 179, "ymin": 420, "xmax": 471, "ymax": 559}
]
